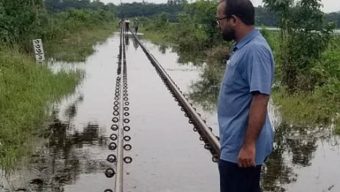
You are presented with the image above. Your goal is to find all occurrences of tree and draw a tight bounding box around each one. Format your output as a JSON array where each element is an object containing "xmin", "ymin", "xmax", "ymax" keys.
[
  {"xmin": 263, "ymin": 0, "xmax": 334, "ymax": 92},
  {"xmin": 183, "ymin": 0, "xmax": 221, "ymax": 47},
  {"xmin": 0, "ymin": 0, "xmax": 46, "ymax": 49}
]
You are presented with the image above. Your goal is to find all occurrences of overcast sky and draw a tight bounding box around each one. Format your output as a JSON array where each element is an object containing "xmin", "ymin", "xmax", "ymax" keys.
[{"xmin": 100, "ymin": 0, "xmax": 340, "ymax": 13}]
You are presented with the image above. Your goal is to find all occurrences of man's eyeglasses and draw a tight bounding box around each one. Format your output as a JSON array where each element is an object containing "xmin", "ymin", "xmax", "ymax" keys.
[
  {"xmin": 216, "ymin": 16, "xmax": 229, "ymax": 25},
  {"xmin": 216, "ymin": 16, "xmax": 231, "ymax": 25}
]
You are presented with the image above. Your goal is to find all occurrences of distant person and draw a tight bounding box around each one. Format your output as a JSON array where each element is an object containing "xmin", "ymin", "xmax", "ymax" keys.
[
  {"xmin": 125, "ymin": 20, "xmax": 130, "ymax": 31},
  {"xmin": 134, "ymin": 18, "xmax": 139, "ymax": 34},
  {"xmin": 216, "ymin": 0, "xmax": 275, "ymax": 192},
  {"xmin": 135, "ymin": 25, "xmax": 139, "ymax": 34},
  {"xmin": 118, "ymin": 19, "xmax": 123, "ymax": 28}
]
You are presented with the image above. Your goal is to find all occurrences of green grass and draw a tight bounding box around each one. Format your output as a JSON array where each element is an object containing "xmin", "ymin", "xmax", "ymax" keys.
[
  {"xmin": 45, "ymin": 22, "xmax": 116, "ymax": 62},
  {"xmin": 272, "ymin": 88, "xmax": 340, "ymax": 133},
  {"xmin": 271, "ymin": 35, "xmax": 340, "ymax": 134},
  {"xmin": 0, "ymin": 47, "xmax": 81, "ymax": 170},
  {"xmin": 141, "ymin": 25, "xmax": 174, "ymax": 47}
]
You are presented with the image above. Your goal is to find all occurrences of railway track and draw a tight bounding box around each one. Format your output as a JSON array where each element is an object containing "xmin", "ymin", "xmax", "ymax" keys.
[
  {"xmin": 130, "ymin": 30, "xmax": 220, "ymax": 161},
  {"xmin": 104, "ymin": 26, "xmax": 133, "ymax": 192},
  {"xmin": 104, "ymin": 26, "xmax": 221, "ymax": 191}
]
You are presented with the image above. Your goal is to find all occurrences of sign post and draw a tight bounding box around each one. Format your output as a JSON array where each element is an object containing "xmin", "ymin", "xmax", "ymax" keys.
[{"xmin": 32, "ymin": 39, "xmax": 45, "ymax": 63}]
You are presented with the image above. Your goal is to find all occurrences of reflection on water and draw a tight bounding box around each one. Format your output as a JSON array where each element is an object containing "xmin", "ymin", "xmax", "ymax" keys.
[
  {"xmin": 125, "ymin": 34, "xmax": 130, "ymax": 47},
  {"xmin": 142, "ymin": 36, "xmax": 205, "ymax": 65},
  {"xmin": 263, "ymin": 122, "xmax": 340, "ymax": 192},
  {"xmin": 0, "ymin": 115, "xmax": 109, "ymax": 191},
  {"xmin": 262, "ymin": 125, "xmax": 297, "ymax": 192},
  {"xmin": 49, "ymin": 116, "xmax": 105, "ymax": 149},
  {"xmin": 39, "ymin": 117, "xmax": 106, "ymax": 188},
  {"xmin": 176, "ymin": 49, "xmax": 205, "ymax": 65},
  {"xmin": 188, "ymin": 62, "xmax": 224, "ymax": 112},
  {"xmin": 1, "ymin": 103, "xmax": 110, "ymax": 191},
  {"xmin": 132, "ymin": 36, "xmax": 139, "ymax": 50}
]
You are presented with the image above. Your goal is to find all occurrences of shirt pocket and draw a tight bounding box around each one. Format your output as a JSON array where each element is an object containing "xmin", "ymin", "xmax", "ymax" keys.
[{"xmin": 222, "ymin": 60, "xmax": 238, "ymax": 86}]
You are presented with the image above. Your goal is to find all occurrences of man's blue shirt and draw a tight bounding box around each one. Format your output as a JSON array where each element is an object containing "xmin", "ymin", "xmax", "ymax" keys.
[{"xmin": 217, "ymin": 29, "xmax": 275, "ymax": 165}]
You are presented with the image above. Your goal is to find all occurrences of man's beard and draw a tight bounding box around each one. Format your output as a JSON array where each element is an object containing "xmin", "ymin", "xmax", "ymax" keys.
[{"xmin": 222, "ymin": 28, "xmax": 235, "ymax": 41}]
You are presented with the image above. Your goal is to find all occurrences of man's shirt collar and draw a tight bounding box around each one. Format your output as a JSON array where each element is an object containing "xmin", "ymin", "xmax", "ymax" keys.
[{"xmin": 233, "ymin": 29, "xmax": 259, "ymax": 51}]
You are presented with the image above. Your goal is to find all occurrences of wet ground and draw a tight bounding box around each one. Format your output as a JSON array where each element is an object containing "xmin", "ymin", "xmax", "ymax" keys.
[{"xmin": 1, "ymin": 33, "xmax": 340, "ymax": 192}]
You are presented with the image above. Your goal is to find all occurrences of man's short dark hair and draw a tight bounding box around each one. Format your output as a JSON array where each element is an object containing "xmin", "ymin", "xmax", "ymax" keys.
[{"xmin": 224, "ymin": 0, "xmax": 255, "ymax": 25}]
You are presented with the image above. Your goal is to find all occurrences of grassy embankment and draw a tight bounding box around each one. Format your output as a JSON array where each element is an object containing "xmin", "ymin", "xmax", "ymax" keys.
[
  {"xmin": 141, "ymin": 24, "xmax": 176, "ymax": 46},
  {"xmin": 45, "ymin": 22, "xmax": 116, "ymax": 62},
  {"xmin": 140, "ymin": 23, "xmax": 340, "ymax": 133},
  {"xmin": 43, "ymin": 9, "xmax": 117, "ymax": 62},
  {"xmin": 0, "ymin": 47, "xmax": 80, "ymax": 170},
  {"xmin": 264, "ymin": 30, "xmax": 340, "ymax": 133},
  {"xmin": 0, "ymin": 19, "xmax": 116, "ymax": 170}
]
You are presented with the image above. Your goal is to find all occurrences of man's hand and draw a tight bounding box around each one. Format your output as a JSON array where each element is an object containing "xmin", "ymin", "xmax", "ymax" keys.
[{"xmin": 238, "ymin": 143, "xmax": 256, "ymax": 168}]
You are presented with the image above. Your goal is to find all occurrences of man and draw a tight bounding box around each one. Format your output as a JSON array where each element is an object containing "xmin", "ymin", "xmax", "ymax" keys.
[
  {"xmin": 216, "ymin": 0, "xmax": 275, "ymax": 192},
  {"xmin": 134, "ymin": 18, "xmax": 139, "ymax": 34}
]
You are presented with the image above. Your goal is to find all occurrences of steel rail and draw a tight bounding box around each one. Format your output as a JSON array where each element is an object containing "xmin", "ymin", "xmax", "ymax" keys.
[
  {"xmin": 130, "ymin": 32, "xmax": 221, "ymax": 160},
  {"xmin": 115, "ymin": 26, "xmax": 125, "ymax": 192},
  {"xmin": 105, "ymin": 26, "xmax": 133, "ymax": 192}
]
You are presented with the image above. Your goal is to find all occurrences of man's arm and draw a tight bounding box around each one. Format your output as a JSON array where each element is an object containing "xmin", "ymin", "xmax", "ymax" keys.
[{"xmin": 238, "ymin": 92, "xmax": 269, "ymax": 168}]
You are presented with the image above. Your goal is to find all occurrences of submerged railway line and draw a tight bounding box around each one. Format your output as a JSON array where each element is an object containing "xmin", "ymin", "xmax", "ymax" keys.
[
  {"xmin": 2, "ymin": 24, "xmax": 339, "ymax": 192},
  {"xmin": 103, "ymin": 26, "xmax": 220, "ymax": 192}
]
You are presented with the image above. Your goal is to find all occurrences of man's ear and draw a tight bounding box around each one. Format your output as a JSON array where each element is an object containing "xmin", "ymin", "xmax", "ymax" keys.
[
  {"xmin": 231, "ymin": 15, "xmax": 237, "ymax": 23},
  {"xmin": 230, "ymin": 15, "xmax": 238, "ymax": 26}
]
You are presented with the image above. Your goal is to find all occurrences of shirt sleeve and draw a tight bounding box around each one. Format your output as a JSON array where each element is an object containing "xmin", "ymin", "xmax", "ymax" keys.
[{"xmin": 244, "ymin": 46, "xmax": 274, "ymax": 95}]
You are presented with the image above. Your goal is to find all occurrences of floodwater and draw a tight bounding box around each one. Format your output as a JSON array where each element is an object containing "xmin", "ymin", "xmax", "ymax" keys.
[{"xmin": 1, "ymin": 33, "xmax": 340, "ymax": 192}]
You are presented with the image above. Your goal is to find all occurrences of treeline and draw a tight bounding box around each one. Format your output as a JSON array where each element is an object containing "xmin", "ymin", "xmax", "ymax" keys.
[
  {"xmin": 257, "ymin": 7, "xmax": 340, "ymax": 28},
  {"xmin": 117, "ymin": 3, "xmax": 183, "ymax": 21},
  {"xmin": 0, "ymin": 0, "xmax": 116, "ymax": 51},
  {"xmin": 325, "ymin": 12, "xmax": 340, "ymax": 28},
  {"xmin": 255, "ymin": 6, "xmax": 278, "ymax": 26},
  {"xmin": 116, "ymin": 2, "xmax": 276, "ymax": 24},
  {"xmin": 141, "ymin": 1, "xmax": 221, "ymax": 54},
  {"xmin": 115, "ymin": 2, "xmax": 340, "ymax": 27},
  {"xmin": 45, "ymin": 0, "xmax": 116, "ymax": 13}
]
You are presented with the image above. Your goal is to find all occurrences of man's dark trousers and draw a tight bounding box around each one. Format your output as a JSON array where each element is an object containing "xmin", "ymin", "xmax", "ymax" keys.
[{"xmin": 219, "ymin": 159, "xmax": 262, "ymax": 192}]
